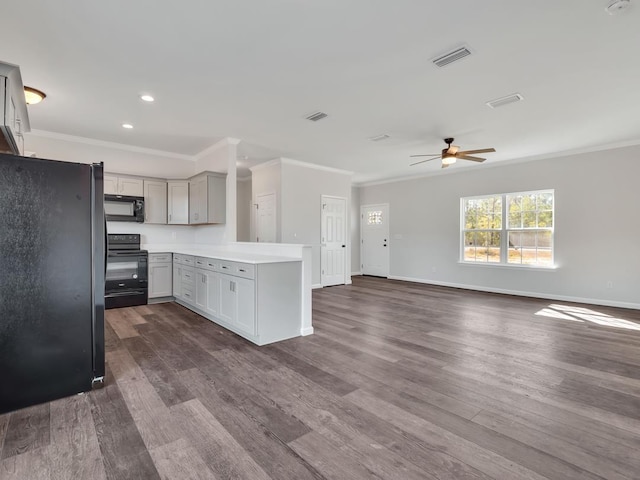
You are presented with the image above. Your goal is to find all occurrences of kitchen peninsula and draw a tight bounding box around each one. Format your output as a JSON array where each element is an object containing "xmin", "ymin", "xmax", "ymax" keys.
[{"xmin": 143, "ymin": 243, "xmax": 313, "ymax": 346}]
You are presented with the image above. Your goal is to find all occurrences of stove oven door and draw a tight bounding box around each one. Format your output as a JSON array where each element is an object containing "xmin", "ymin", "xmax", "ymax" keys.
[{"xmin": 105, "ymin": 251, "xmax": 148, "ymax": 292}]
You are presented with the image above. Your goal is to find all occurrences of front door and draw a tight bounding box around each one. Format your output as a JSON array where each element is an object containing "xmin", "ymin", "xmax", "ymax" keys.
[
  {"xmin": 361, "ymin": 204, "xmax": 389, "ymax": 277},
  {"xmin": 321, "ymin": 196, "xmax": 347, "ymax": 286}
]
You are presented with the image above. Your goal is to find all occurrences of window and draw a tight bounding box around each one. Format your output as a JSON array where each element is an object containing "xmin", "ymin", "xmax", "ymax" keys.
[
  {"xmin": 368, "ymin": 210, "xmax": 383, "ymax": 225},
  {"xmin": 461, "ymin": 190, "xmax": 554, "ymax": 267}
]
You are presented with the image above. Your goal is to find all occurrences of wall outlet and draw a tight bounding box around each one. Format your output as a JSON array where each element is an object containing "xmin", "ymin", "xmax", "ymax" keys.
[
  {"xmin": 607, "ymin": 280, "xmax": 613, "ymax": 289},
  {"xmin": 432, "ymin": 266, "xmax": 437, "ymax": 273},
  {"xmin": 172, "ymin": 231, "xmax": 177, "ymax": 240}
]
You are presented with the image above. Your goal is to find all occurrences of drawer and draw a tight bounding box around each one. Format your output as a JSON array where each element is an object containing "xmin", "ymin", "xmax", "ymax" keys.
[
  {"xmin": 182, "ymin": 287, "xmax": 194, "ymax": 303},
  {"xmin": 181, "ymin": 268, "xmax": 195, "ymax": 285},
  {"xmin": 233, "ymin": 262, "xmax": 255, "ymax": 280},
  {"xmin": 149, "ymin": 253, "xmax": 172, "ymax": 264},
  {"xmin": 174, "ymin": 254, "xmax": 194, "ymax": 266},
  {"xmin": 218, "ymin": 260, "xmax": 255, "ymax": 279}
]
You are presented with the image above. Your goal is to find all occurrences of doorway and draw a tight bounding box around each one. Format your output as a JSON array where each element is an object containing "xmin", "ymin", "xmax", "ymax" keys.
[
  {"xmin": 360, "ymin": 203, "xmax": 389, "ymax": 277},
  {"xmin": 321, "ymin": 195, "xmax": 347, "ymax": 286},
  {"xmin": 256, "ymin": 192, "xmax": 276, "ymax": 243}
]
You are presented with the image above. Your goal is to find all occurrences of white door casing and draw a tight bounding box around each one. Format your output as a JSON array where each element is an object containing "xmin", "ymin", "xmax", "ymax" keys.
[
  {"xmin": 361, "ymin": 203, "xmax": 389, "ymax": 277},
  {"xmin": 256, "ymin": 192, "xmax": 276, "ymax": 242},
  {"xmin": 321, "ymin": 195, "xmax": 347, "ymax": 286}
]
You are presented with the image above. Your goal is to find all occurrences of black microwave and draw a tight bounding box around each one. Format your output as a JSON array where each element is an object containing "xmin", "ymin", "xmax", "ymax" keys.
[{"xmin": 104, "ymin": 195, "xmax": 145, "ymax": 223}]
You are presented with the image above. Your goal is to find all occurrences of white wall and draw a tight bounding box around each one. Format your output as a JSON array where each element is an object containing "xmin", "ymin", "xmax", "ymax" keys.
[
  {"xmin": 280, "ymin": 161, "xmax": 352, "ymax": 287},
  {"xmin": 350, "ymin": 186, "xmax": 361, "ymax": 274},
  {"xmin": 357, "ymin": 144, "xmax": 640, "ymax": 308},
  {"xmin": 26, "ymin": 132, "xmax": 241, "ymax": 246},
  {"xmin": 250, "ymin": 160, "xmax": 282, "ymax": 242},
  {"xmin": 237, "ymin": 178, "xmax": 252, "ymax": 242},
  {"xmin": 25, "ymin": 132, "xmax": 195, "ymax": 178}
]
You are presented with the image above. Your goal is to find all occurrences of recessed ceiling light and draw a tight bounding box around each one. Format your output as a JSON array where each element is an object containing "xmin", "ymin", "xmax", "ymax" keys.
[
  {"xmin": 122, "ymin": 123, "xmax": 133, "ymax": 129},
  {"xmin": 140, "ymin": 94, "xmax": 154, "ymax": 102},
  {"xmin": 24, "ymin": 86, "xmax": 46, "ymax": 105}
]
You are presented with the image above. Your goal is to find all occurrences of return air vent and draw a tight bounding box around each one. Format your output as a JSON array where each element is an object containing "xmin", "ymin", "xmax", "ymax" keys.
[
  {"xmin": 369, "ymin": 134, "xmax": 390, "ymax": 142},
  {"xmin": 306, "ymin": 111, "xmax": 328, "ymax": 122},
  {"xmin": 486, "ymin": 93, "xmax": 524, "ymax": 109},
  {"xmin": 432, "ymin": 46, "xmax": 472, "ymax": 68}
]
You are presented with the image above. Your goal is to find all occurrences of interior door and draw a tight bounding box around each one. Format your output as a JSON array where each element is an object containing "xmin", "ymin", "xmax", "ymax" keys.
[
  {"xmin": 361, "ymin": 204, "xmax": 389, "ymax": 277},
  {"xmin": 256, "ymin": 193, "xmax": 276, "ymax": 242},
  {"xmin": 321, "ymin": 196, "xmax": 347, "ymax": 286}
]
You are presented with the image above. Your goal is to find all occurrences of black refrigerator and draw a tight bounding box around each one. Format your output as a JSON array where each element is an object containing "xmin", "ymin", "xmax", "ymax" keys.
[{"xmin": 0, "ymin": 153, "xmax": 105, "ymax": 414}]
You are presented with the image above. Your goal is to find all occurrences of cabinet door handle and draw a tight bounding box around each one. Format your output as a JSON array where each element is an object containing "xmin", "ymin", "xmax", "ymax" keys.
[
  {"xmin": 239, "ymin": 269, "xmax": 246, "ymax": 272},
  {"xmin": 230, "ymin": 281, "xmax": 235, "ymax": 292},
  {"xmin": 169, "ymin": 214, "xmax": 172, "ymax": 222},
  {"xmin": 222, "ymin": 266, "xmax": 229, "ymax": 270}
]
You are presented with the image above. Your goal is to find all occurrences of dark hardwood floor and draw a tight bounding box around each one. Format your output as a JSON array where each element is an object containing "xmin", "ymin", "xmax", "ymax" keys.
[{"xmin": 2, "ymin": 276, "xmax": 640, "ymax": 479}]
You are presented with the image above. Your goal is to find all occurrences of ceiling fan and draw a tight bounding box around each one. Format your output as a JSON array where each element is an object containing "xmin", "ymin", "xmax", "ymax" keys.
[{"xmin": 410, "ymin": 138, "xmax": 496, "ymax": 169}]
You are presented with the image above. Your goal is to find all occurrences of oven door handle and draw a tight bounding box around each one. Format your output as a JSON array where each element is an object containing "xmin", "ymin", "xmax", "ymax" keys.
[
  {"xmin": 105, "ymin": 290, "xmax": 147, "ymax": 297},
  {"xmin": 108, "ymin": 251, "xmax": 147, "ymax": 257}
]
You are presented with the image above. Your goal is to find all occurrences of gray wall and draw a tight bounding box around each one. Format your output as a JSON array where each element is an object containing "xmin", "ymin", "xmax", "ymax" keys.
[
  {"xmin": 357, "ymin": 144, "xmax": 640, "ymax": 308},
  {"xmin": 281, "ymin": 162, "xmax": 352, "ymax": 286},
  {"xmin": 236, "ymin": 179, "xmax": 252, "ymax": 242}
]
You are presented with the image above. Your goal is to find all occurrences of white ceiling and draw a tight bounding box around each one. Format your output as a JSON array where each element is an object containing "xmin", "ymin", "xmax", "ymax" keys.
[{"xmin": 2, "ymin": 0, "xmax": 639, "ymax": 183}]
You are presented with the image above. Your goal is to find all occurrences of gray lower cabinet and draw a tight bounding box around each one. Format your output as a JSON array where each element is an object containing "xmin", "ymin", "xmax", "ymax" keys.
[
  {"xmin": 149, "ymin": 253, "xmax": 172, "ymax": 298},
  {"xmin": 172, "ymin": 253, "xmax": 301, "ymax": 345}
]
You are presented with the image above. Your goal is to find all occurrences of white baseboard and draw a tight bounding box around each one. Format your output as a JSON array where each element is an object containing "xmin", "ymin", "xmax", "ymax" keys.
[
  {"xmin": 388, "ymin": 275, "xmax": 640, "ymax": 310},
  {"xmin": 301, "ymin": 327, "xmax": 314, "ymax": 336},
  {"xmin": 312, "ymin": 284, "xmax": 323, "ymax": 289}
]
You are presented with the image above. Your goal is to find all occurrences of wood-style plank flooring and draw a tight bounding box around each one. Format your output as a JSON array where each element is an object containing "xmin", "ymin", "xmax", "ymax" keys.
[{"xmin": 2, "ymin": 276, "xmax": 640, "ymax": 479}]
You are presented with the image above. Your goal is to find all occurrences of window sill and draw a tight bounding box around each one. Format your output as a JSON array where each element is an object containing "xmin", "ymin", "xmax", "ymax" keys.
[{"xmin": 457, "ymin": 261, "xmax": 558, "ymax": 271}]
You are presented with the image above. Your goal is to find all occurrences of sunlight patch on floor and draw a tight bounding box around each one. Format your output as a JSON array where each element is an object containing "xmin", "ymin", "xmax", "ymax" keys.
[{"xmin": 535, "ymin": 304, "xmax": 640, "ymax": 331}]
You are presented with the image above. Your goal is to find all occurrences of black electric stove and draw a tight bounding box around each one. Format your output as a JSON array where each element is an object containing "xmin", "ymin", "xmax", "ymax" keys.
[{"xmin": 105, "ymin": 234, "xmax": 148, "ymax": 309}]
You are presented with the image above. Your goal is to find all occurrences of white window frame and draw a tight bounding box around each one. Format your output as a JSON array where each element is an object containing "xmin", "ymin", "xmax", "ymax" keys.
[{"xmin": 460, "ymin": 189, "xmax": 555, "ymax": 268}]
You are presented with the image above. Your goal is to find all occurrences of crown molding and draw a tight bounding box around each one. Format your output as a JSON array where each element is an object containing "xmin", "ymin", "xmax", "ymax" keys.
[
  {"xmin": 27, "ymin": 129, "xmax": 196, "ymax": 161},
  {"xmin": 280, "ymin": 157, "xmax": 353, "ymax": 176},
  {"xmin": 194, "ymin": 137, "xmax": 241, "ymax": 160},
  {"xmin": 249, "ymin": 157, "xmax": 353, "ymax": 176},
  {"xmin": 249, "ymin": 158, "xmax": 281, "ymax": 172}
]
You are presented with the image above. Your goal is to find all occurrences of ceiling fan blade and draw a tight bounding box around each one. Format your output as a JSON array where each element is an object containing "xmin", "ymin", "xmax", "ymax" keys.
[
  {"xmin": 456, "ymin": 148, "xmax": 496, "ymax": 155},
  {"xmin": 410, "ymin": 157, "xmax": 440, "ymax": 166},
  {"xmin": 409, "ymin": 154, "xmax": 440, "ymax": 158},
  {"xmin": 457, "ymin": 155, "xmax": 486, "ymax": 162}
]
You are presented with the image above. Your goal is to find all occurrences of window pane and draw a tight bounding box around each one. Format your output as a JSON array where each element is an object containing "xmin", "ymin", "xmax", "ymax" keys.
[
  {"xmin": 522, "ymin": 211, "xmax": 536, "ymax": 228},
  {"xmin": 488, "ymin": 232, "xmax": 501, "ymax": 263},
  {"xmin": 508, "ymin": 231, "xmax": 522, "ymax": 264},
  {"xmin": 508, "ymin": 211, "xmax": 521, "ymax": 229},
  {"xmin": 537, "ymin": 210, "xmax": 553, "ymax": 228},
  {"xmin": 537, "ymin": 192, "xmax": 553, "ymax": 211},
  {"xmin": 537, "ymin": 231, "xmax": 553, "ymax": 266},
  {"xmin": 464, "ymin": 232, "xmax": 476, "ymax": 261}
]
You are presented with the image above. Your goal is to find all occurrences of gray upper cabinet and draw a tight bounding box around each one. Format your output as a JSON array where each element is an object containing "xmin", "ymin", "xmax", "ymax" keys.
[
  {"xmin": 144, "ymin": 180, "xmax": 167, "ymax": 224},
  {"xmin": 168, "ymin": 180, "xmax": 189, "ymax": 225},
  {"xmin": 0, "ymin": 62, "xmax": 30, "ymax": 156},
  {"xmin": 104, "ymin": 174, "xmax": 144, "ymax": 196},
  {"xmin": 189, "ymin": 173, "xmax": 226, "ymax": 225}
]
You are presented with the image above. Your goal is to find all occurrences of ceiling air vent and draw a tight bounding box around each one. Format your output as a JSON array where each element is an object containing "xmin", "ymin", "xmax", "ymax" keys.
[
  {"xmin": 486, "ymin": 93, "xmax": 524, "ymax": 109},
  {"xmin": 306, "ymin": 111, "xmax": 328, "ymax": 122},
  {"xmin": 369, "ymin": 134, "xmax": 390, "ymax": 142},
  {"xmin": 432, "ymin": 46, "xmax": 472, "ymax": 68}
]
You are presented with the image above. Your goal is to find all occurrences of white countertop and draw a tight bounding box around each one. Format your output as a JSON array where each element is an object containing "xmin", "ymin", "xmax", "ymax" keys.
[{"xmin": 142, "ymin": 244, "xmax": 302, "ymax": 264}]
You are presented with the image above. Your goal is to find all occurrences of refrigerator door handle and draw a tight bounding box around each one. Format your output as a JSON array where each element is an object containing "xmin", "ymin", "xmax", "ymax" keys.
[{"xmin": 91, "ymin": 163, "xmax": 106, "ymax": 382}]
